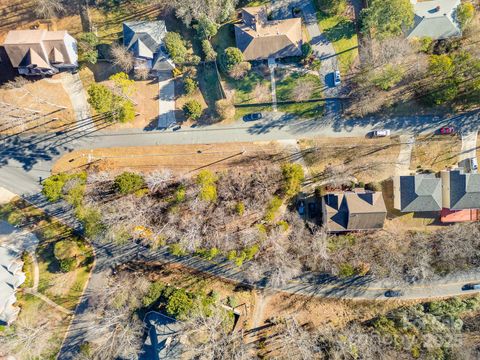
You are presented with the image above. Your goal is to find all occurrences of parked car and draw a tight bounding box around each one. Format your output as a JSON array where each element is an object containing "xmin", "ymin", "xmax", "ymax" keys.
[
  {"xmin": 372, "ymin": 129, "xmax": 391, "ymax": 138},
  {"xmin": 333, "ymin": 70, "xmax": 341, "ymax": 86},
  {"xmin": 439, "ymin": 126, "xmax": 455, "ymax": 135},
  {"xmin": 172, "ymin": 125, "xmax": 181, "ymax": 131},
  {"xmin": 384, "ymin": 289, "xmax": 403, "ymax": 297},
  {"xmin": 243, "ymin": 113, "xmax": 263, "ymax": 122},
  {"xmin": 469, "ymin": 157, "xmax": 478, "ymax": 172},
  {"xmin": 297, "ymin": 200, "xmax": 305, "ymax": 216},
  {"xmin": 308, "ymin": 202, "xmax": 317, "ymax": 218},
  {"xmin": 462, "ymin": 283, "xmax": 480, "ymax": 291}
]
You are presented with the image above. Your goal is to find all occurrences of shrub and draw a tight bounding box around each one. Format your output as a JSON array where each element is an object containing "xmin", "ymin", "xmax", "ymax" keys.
[
  {"xmin": 114, "ymin": 172, "xmax": 145, "ymax": 194},
  {"xmin": 235, "ymin": 201, "xmax": 245, "ymax": 216},
  {"xmin": 277, "ymin": 220, "xmax": 289, "ymax": 232},
  {"xmin": 338, "ymin": 263, "xmax": 356, "ymax": 277},
  {"xmin": 457, "ymin": 2, "xmax": 475, "ymax": 29},
  {"xmin": 166, "ymin": 288, "xmax": 194, "ymax": 320},
  {"xmin": 264, "ymin": 196, "xmax": 283, "ymax": 222},
  {"xmin": 76, "ymin": 206, "xmax": 104, "ymax": 238},
  {"xmin": 184, "ymin": 77, "xmax": 198, "ymax": 95},
  {"xmin": 196, "ymin": 170, "xmax": 217, "ymax": 201},
  {"xmin": 282, "ymin": 163, "xmax": 305, "ymax": 197},
  {"xmin": 164, "ymin": 32, "xmax": 188, "ymax": 64},
  {"xmin": 220, "ymin": 47, "xmax": 243, "ymax": 72},
  {"xmin": 169, "ymin": 243, "xmax": 187, "ymax": 256},
  {"xmin": 87, "ymin": 83, "xmax": 113, "ymax": 113},
  {"xmin": 54, "ymin": 239, "xmax": 82, "ymax": 260},
  {"xmin": 417, "ymin": 37, "xmax": 433, "ymax": 53},
  {"xmin": 174, "ymin": 184, "xmax": 186, "ymax": 203},
  {"xmin": 142, "ymin": 281, "xmax": 166, "ymax": 307},
  {"xmin": 357, "ymin": 181, "xmax": 365, "ymax": 188},
  {"xmin": 42, "ymin": 173, "xmax": 69, "ymax": 202},
  {"xmin": 314, "ymin": 185, "xmax": 326, "ymax": 198},
  {"xmin": 228, "ymin": 62, "xmax": 251, "ymax": 79},
  {"xmin": 172, "ymin": 67, "xmax": 183, "ymax": 77},
  {"xmin": 183, "ymin": 100, "xmax": 203, "ymax": 120},
  {"xmin": 201, "ymin": 39, "xmax": 217, "ymax": 62},
  {"xmin": 301, "ymin": 43, "xmax": 313, "ymax": 59},
  {"xmin": 244, "ymin": 244, "xmax": 259, "ymax": 261},
  {"xmin": 195, "ymin": 247, "xmax": 220, "ymax": 260},
  {"xmin": 372, "ymin": 64, "xmax": 404, "ymax": 90},
  {"xmin": 227, "ymin": 296, "xmax": 238, "ymax": 308},
  {"xmin": 59, "ymin": 257, "xmax": 77, "ymax": 272},
  {"xmin": 365, "ymin": 182, "xmax": 382, "ymax": 192}
]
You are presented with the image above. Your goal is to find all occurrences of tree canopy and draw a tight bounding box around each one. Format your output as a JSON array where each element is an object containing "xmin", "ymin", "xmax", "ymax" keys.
[
  {"xmin": 164, "ymin": 32, "xmax": 188, "ymax": 64},
  {"xmin": 361, "ymin": 0, "xmax": 414, "ymax": 39}
]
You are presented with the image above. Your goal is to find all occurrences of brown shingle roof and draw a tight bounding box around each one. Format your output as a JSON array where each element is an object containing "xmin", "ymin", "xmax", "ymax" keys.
[
  {"xmin": 234, "ymin": 6, "xmax": 302, "ymax": 60},
  {"xmin": 3, "ymin": 30, "xmax": 74, "ymax": 69}
]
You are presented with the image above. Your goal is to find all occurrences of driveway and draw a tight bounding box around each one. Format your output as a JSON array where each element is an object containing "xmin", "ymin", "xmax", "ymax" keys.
[
  {"xmin": 60, "ymin": 73, "xmax": 94, "ymax": 129},
  {"xmin": 157, "ymin": 74, "xmax": 176, "ymax": 129},
  {"xmin": 459, "ymin": 131, "xmax": 478, "ymax": 170},
  {"xmin": 395, "ymin": 135, "xmax": 415, "ymax": 176}
]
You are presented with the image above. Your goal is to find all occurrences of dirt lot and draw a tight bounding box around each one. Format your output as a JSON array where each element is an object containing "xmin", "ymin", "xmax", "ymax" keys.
[
  {"xmin": 0, "ymin": 76, "xmax": 75, "ymax": 134},
  {"xmin": 52, "ymin": 141, "xmax": 286, "ymax": 174},
  {"xmin": 299, "ymin": 136, "xmax": 402, "ymax": 183},
  {"xmin": 410, "ymin": 135, "xmax": 461, "ymax": 172}
]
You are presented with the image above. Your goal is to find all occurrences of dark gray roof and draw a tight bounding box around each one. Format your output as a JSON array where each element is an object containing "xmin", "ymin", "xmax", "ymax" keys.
[
  {"xmin": 140, "ymin": 312, "xmax": 183, "ymax": 360},
  {"xmin": 123, "ymin": 21, "xmax": 174, "ymax": 71},
  {"xmin": 407, "ymin": 15, "xmax": 461, "ymax": 40},
  {"xmin": 398, "ymin": 174, "xmax": 442, "ymax": 212},
  {"xmin": 448, "ymin": 170, "xmax": 480, "ymax": 210}
]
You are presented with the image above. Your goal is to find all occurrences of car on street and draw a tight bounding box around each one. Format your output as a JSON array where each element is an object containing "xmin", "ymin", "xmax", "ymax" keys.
[
  {"xmin": 439, "ymin": 126, "xmax": 455, "ymax": 135},
  {"xmin": 333, "ymin": 70, "xmax": 341, "ymax": 86},
  {"xmin": 297, "ymin": 200, "xmax": 305, "ymax": 216},
  {"xmin": 462, "ymin": 283, "xmax": 480, "ymax": 291},
  {"xmin": 172, "ymin": 125, "xmax": 181, "ymax": 131},
  {"xmin": 243, "ymin": 113, "xmax": 263, "ymax": 122},
  {"xmin": 384, "ymin": 289, "xmax": 403, "ymax": 297},
  {"xmin": 372, "ymin": 129, "xmax": 391, "ymax": 138},
  {"xmin": 308, "ymin": 202, "xmax": 317, "ymax": 218}
]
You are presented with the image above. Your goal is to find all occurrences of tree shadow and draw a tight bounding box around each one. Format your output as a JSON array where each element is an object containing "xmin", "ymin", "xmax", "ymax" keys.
[{"xmin": 323, "ymin": 18, "xmax": 356, "ymax": 43}]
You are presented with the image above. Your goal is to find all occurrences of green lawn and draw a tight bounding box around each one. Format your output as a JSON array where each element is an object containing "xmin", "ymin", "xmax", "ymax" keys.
[
  {"xmin": 277, "ymin": 102, "xmax": 324, "ymax": 119},
  {"xmin": 317, "ymin": 12, "xmax": 358, "ymax": 74},
  {"xmin": 211, "ymin": 23, "xmax": 237, "ymax": 53},
  {"xmin": 275, "ymin": 73, "xmax": 324, "ymax": 101},
  {"xmin": 197, "ymin": 63, "xmax": 224, "ymax": 108},
  {"xmin": 227, "ymin": 71, "xmax": 271, "ymax": 104},
  {"xmin": 235, "ymin": 104, "xmax": 273, "ymax": 119}
]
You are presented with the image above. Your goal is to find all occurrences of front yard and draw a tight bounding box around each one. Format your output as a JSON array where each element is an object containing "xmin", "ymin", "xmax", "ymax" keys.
[{"xmin": 0, "ymin": 199, "xmax": 93, "ymax": 359}]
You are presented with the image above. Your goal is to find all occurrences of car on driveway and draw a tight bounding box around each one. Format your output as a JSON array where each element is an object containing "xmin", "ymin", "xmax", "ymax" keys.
[
  {"xmin": 333, "ymin": 70, "xmax": 341, "ymax": 86},
  {"xmin": 462, "ymin": 283, "xmax": 480, "ymax": 291},
  {"xmin": 384, "ymin": 289, "xmax": 403, "ymax": 297},
  {"xmin": 243, "ymin": 113, "xmax": 263, "ymax": 122},
  {"xmin": 470, "ymin": 157, "xmax": 479, "ymax": 172},
  {"xmin": 439, "ymin": 126, "xmax": 455, "ymax": 135},
  {"xmin": 372, "ymin": 129, "xmax": 391, "ymax": 138}
]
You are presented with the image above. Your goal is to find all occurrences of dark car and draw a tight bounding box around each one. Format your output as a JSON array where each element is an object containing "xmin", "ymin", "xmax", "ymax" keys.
[
  {"xmin": 243, "ymin": 113, "xmax": 263, "ymax": 122},
  {"xmin": 440, "ymin": 126, "xmax": 455, "ymax": 135},
  {"xmin": 462, "ymin": 283, "xmax": 480, "ymax": 291},
  {"xmin": 384, "ymin": 289, "xmax": 403, "ymax": 298},
  {"xmin": 308, "ymin": 203, "xmax": 317, "ymax": 218},
  {"xmin": 297, "ymin": 200, "xmax": 305, "ymax": 215},
  {"xmin": 172, "ymin": 125, "xmax": 182, "ymax": 131}
]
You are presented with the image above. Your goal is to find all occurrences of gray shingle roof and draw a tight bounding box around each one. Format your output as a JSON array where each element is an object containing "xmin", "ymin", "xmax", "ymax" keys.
[
  {"xmin": 398, "ymin": 174, "xmax": 442, "ymax": 212},
  {"xmin": 448, "ymin": 170, "xmax": 480, "ymax": 210},
  {"xmin": 407, "ymin": 16, "xmax": 461, "ymax": 40},
  {"xmin": 123, "ymin": 21, "xmax": 174, "ymax": 71}
]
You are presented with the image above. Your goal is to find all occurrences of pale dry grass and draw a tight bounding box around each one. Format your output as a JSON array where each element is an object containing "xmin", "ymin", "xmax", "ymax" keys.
[
  {"xmin": 410, "ymin": 135, "xmax": 461, "ymax": 172},
  {"xmin": 299, "ymin": 137, "xmax": 402, "ymax": 183},
  {"xmin": 52, "ymin": 141, "xmax": 286, "ymax": 174}
]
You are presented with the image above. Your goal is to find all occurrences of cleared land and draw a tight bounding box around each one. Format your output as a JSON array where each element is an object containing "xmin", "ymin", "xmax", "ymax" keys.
[
  {"xmin": 410, "ymin": 135, "xmax": 462, "ymax": 172},
  {"xmin": 0, "ymin": 77, "xmax": 75, "ymax": 134},
  {"xmin": 52, "ymin": 141, "xmax": 286, "ymax": 174}
]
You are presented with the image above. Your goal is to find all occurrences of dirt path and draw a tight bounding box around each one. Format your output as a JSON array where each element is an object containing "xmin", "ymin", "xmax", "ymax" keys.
[
  {"xmin": 24, "ymin": 289, "xmax": 73, "ymax": 315},
  {"xmin": 252, "ymin": 290, "xmax": 269, "ymax": 329}
]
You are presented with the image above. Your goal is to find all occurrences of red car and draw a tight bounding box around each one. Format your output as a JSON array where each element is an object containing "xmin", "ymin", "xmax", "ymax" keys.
[{"xmin": 440, "ymin": 126, "xmax": 455, "ymax": 135}]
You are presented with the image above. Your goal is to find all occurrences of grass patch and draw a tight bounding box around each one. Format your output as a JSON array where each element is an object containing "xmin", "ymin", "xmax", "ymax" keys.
[
  {"xmin": 197, "ymin": 63, "xmax": 223, "ymax": 108},
  {"xmin": 277, "ymin": 102, "xmax": 324, "ymax": 118},
  {"xmin": 227, "ymin": 71, "xmax": 271, "ymax": 104},
  {"xmin": 276, "ymin": 73, "xmax": 323, "ymax": 101},
  {"xmin": 316, "ymin": 12, "xmax": 358, "ymax": 74},
  {"xmin": 234, "ymin": 104, "xmax": 273, "ymax": 119},
  {"xmin": 410, "ymin": 135, "xmax": 461, "ymax": 172},
  {"xmin": 211, "ymin": 23, "xmax": 236, "ymax": 53}
]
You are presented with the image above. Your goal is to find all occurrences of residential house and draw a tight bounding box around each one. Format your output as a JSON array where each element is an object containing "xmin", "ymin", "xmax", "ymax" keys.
[
  {"xmin": 441, "ymin": 169, "xmax": 480, "ymax": 210},
  {"xmin": 407, "ymin": 0, "xmax": 462, "ymax": 40},
  {"xmin": 3, "ymin": 30, "xmax": 78, "ymax": 76},
  {"xmin": 0, "ymin": 246, "xmax": 25, "ymax": 325},
  {"xmin": 234, "ymin": 6, "xmax": 302, "ymax": 61},
  {"xmin": 140, "ymin": 311, "xmax": 183, "ymax": 359},
  {"xmin": 123, "ymin": 21, "xmax": 175, "ymax": 74},
  {"xmin": 393, "ymin": 174, "xmax": 442, "ymax": 212},
  {"xmin": 321, "ymin": 190, "xmax": 387, "ymax": 233}
]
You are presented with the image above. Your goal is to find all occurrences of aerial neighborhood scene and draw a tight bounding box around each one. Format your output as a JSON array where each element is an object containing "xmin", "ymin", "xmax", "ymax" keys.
[{"xmin": 1, "ymin": 0, "xmax": 480, "ymax": 358}]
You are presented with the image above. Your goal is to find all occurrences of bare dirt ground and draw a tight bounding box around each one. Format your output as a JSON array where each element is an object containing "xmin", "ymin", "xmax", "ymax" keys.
[
  {"xmin": 0, "ymin": 76, "xmax": 75, "ymax": 134},
  {"xmin": 410, "ymin": 135, "xmax": 462, "ymax": 172},
  {"xmin": 52, "ymin": 141, "xmax": 287, "ymax": 174},
  {"xmin": 299, "ymin": 136, "xmax": 402, "ymax": 183}
]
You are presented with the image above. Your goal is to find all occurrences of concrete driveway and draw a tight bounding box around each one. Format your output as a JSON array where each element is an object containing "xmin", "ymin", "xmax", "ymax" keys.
[{"xmin": 157, "ymin": 73, "xmax": 176, "ymax": 129}]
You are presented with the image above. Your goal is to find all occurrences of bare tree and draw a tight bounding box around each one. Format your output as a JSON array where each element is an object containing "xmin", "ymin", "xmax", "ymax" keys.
[
  {"xmin": 33, "ymin": 0, "xmax": 65, "ymax": 19},
  {"xmin": 252, "ymin": 82, "xmax": 271, "ymax": 103},
  {"xmin": 134, "ymin": 66, "xmax": 150, "ymax": 81},
  {"xmin": 291, "ymin": 80, "xmax": 315, "ymax": 102},
  {"xmin": 110, "ymin": 44, "xmax": 135, "ymax": 73}
]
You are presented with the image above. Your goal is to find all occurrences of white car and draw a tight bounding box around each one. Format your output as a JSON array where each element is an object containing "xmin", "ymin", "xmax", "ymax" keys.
[
  {"xmin": 333, "ymin": 70, "xmax": 341, "ymax": 86},
  {"xmin": 372, "ymin": 129, "xmax": 391, "ymax": 137}
]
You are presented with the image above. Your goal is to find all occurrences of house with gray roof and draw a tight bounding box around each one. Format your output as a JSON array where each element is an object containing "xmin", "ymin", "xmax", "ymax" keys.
[
  {"xmin": 407, "ymin": 0, "xmax": 462, "ymax": 40},
  {"xmin": 321, "ymin": 190, "xmax": 387, "ymax": 233},
  {"xmin": 140, "ymin": 311, "xmax": 183, "ymax": 360},
  {"xmin": 441, "ymin": 169, "xmax": 480, "ymax": 210},
  {"xmin": 123, "ymin": 21, "xmax": 175, "ymax": 74},
  {"xmin": 393, "ymin": 174, "xmax": 442, "ymax": 212}
]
